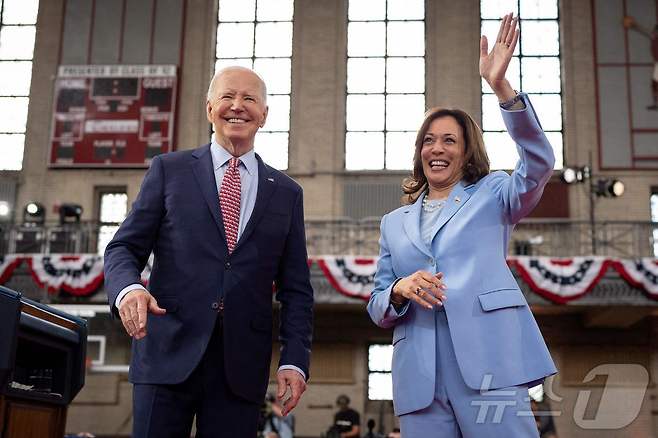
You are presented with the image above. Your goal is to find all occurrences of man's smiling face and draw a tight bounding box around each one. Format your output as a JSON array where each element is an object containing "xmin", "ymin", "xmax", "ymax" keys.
[{"xmin": 206, "ymin": 68, "xmax": 268, "ymax": 152}]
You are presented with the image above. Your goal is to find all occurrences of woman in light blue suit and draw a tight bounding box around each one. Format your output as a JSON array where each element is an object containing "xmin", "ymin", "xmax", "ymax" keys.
[{"xmin": 367, "ymin": 14, "xmax": 557, "ymax": 437}]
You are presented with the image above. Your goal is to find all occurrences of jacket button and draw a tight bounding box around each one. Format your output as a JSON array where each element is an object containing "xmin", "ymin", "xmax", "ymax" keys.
[
  {"xmin": 211, "ymin": 302, "xmax": 219, "ymax": 310},
  {"xmin": 225, "ymin": 262, "xmax": 231, "ymax": 269}
]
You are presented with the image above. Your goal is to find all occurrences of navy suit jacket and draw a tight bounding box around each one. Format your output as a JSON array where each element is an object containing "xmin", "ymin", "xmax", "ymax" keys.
[{"xmin": 104, "ymin": 144, "xmax": 314, "ymax": 403}]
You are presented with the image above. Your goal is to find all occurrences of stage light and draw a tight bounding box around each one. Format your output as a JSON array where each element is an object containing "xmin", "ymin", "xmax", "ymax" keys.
[
  {"xmin": 59, "ymin": 203, "xmax": 83, "ymax": 224},
  {"xmin": 595, "ymin": 179, "xmax": 625, "ymax": 198},
  {"xmin": 23, "ymin": 202, "xmax": 45, "ymax": 225},
  {"xmin": 560, "ymin": 166, "xmax": 591, "ymax": 184}
]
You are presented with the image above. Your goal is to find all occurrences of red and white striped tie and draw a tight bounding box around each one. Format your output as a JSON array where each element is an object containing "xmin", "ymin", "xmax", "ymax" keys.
[{"xmin": 219, "ymin": 157, "xmax": 241, "ymax": 253}]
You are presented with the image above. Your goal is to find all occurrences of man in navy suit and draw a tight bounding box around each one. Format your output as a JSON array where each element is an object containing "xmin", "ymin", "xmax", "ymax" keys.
[{"xmin": 104, "ymin": 66, "xmax": 313, "ymax": 437}]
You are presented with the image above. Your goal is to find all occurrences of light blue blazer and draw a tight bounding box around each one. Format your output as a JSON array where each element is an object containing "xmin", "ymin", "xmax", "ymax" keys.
[{"xmin": 367, "ymin": 94, "xmax": 557, "ymax": 416}]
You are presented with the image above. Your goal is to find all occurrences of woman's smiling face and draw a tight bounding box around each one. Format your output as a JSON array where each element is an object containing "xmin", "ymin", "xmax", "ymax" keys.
[{"xmin": 420, "ymin": 115, "xmax": 466, "ymax": 192}]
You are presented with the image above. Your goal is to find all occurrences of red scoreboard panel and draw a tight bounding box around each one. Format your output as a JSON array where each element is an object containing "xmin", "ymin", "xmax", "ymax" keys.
[{"xmin": 49, "ymin": 65, "xmax": 178, "ymax": 168}]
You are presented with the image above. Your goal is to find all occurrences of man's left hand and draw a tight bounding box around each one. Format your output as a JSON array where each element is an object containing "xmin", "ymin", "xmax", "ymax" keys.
[{"xmin": 276, "ymin": 369, "xmax": 306, "ymax": 416}]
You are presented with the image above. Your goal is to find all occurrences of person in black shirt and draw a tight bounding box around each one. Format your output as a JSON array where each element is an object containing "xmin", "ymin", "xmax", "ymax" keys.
[{"xmin": 333, "ymin": 395, "xmax": 360, "ymax": 438}]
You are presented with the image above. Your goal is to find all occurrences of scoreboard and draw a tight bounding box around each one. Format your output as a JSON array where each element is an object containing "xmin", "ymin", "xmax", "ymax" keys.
[{"xmin": 49, "ymin": 65, "xmax": 177, "ymax": 168}]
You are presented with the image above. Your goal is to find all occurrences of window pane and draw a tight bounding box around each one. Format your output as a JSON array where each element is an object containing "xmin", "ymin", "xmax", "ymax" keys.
[
  {"xmin": 368, "ymin": 372, "xmax": 393, "ymax": 400},
  {"xmin": 484, "ymin": 131, "xmax": 518, "ymax": 170},
  {"xmin": 215, "ymin": 58, "xmax": 253, "ymax": 73},
  {"xmin": 216, "ymin": 23, "xmax": 254, "ymax": 58},
  {"xmin": 387, "ymin": 21, "xmax": 425, "ymax": 56},
  {"xmin": 481, "ymin": 20, "xmax": 519, "ymax": 56},
  {"xmin": 482, "ymin": 56, "xmax": 519, "ymax": 93},
  {"xmin": 348, "ymin": 58, "xmax": 385, "ymax": 93},
  {"xmin": 386, "ymin": 131, "xmax": 415, "ymax": 170},
  {"xmin": 0, "ymin": 61, "xmax": 32, "ymax": 95},
  {"xmin": 386, "ymin": 94, "xmax": 424, "ymax": 131},
  {"xmin": 346, "ymin": 94, "xmax": 385, "ymax": 131},
  {"xmin": 254, "ymin": 58, "xmax": 291, "ymax": 94},
  {"xmin": 100, "ymin": 193, "xmax": 128, "ymax": 223},
  {"xmin": 0, "ymin": 97, "xmax": 29, "ymax": 133},
  {"xmin": 256, "ymin": 0, "xmax": 293, "ymax": 21},
  {"xmin": 218, "ymin": 0, "xmax": 255, "ymax": 22},
  {"xmin": 349, "ymin": 0, "xmax": 386, "ymax": 21},
  {"xmin": 480, "ymin": 0, "xmax": 518, "ymax": 19},
  {"xmin": 255, "ymin": 22, "xmax": 292, "ymax": 57},
  {"xmin": 348, "ymin": 22, "xmax": 385, "ymax": 57},
  {"xmin": 369, "ymin": 344, "xmax": 393, "ymax": 372},
  {"xmin": 255, "ymin": 132, "xmax": 288, "ymax": 169},
  {"xmin": 527, "ymin": 93, "xmax": 562, "ymax": 130},
  {"xmin": 544, "ymin": 131, "xmax": 563, "ymax": 169},
  {"xmin": 388, "ymin": 0, "xmax": 424, "ymax": 20},
  {"xmin": 0, "ymin": 133, "xmax": 25, "ymax": 170},
  {"xmin": 262, "ymin": 94, "xmax": 289, "ymax": 132},
  {"xmin": 0, "ymin": 26, "xmax": 36, "ymax": 60},
  {"xmin": 482, "ymin": 94, "xmax": 506, "ymax": 131},
  {"xmin": 346, "ymin": 132, "xmax": 385, "ymax": 169},
  {"xmin": 387, "ymin": 57, "xmax": 424, "ymax": 93},
  {"xmin": 2, "ymin": 0, "xmax": 39, "ymax": 24},
  {"xmin": 521, "ymin": 21, "xmax": 559, "ymax": 56},
  {"xmin": 521, "ymin": 57, "xmax": 561, "ymax": 92},
  {"xmin": 520, "ymin": 0, "xmax": 558, "ymax": 19},
  {"xmin": 97, "ymin": 225, "xmax": 119, "ymax": 255}
]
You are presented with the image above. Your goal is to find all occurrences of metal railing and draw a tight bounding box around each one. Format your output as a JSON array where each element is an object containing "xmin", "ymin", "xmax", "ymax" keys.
[{"xmin": 0, "ymin": 219, "xmax": 656, "ymax": 257}]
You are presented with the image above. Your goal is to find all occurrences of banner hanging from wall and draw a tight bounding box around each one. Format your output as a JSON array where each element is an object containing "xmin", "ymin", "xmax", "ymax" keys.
[
  {"xmin": 0, "ymin": 255, "xmax": 657, "ymax": 301},
  {"xmin": 49, "ymin": 65, "xmax": 177, "ymax": 168}
]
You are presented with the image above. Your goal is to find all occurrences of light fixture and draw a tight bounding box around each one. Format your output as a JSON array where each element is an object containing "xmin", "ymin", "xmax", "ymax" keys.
[
  {"xmin": 560, "ymin": 165, "xmax": 591, "ymax": 184},
  {"xmin": 594, "ymin": 179, "xmax": 625, "ymax": 198},
  {"xmin": 23, "ymin": 202, "xmax": 45, "ymax": 225},
  {"xmin": 59, "ymin": 203, "xmax": 83, "ymax": 224}
]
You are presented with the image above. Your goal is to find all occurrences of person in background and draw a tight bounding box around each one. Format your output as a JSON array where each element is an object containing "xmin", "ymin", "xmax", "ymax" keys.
[{"xmin": 333, "ymin": 394, "xmax": 361, "ymax": 438}]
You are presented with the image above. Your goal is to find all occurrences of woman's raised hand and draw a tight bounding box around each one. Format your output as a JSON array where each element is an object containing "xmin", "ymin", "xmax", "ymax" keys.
[{"xmin": 479, "ymin": 13, "xmax": 519, "ymax": 102}]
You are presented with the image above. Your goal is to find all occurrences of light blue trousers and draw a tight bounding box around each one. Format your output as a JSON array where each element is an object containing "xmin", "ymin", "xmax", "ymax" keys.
[{"xmin": 399, "ymin": 309, "xmax": 539, "ymax": 438}]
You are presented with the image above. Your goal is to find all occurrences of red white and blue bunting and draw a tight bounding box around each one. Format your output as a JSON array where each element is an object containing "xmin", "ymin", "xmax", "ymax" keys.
[
  {"xmin": 614, "ymin": 258, "xmax": 658, "ymax": 297},
  {"xmin": 315, "ymin": 256, "xmax": 377, "ymax": 300},
  {"xmin": 507, "ymin": 257, "xmax": 614, "ymax": 304},
  {"xmin": 0, "ymin": 254, "xmax": 657, "ymax": 302}
]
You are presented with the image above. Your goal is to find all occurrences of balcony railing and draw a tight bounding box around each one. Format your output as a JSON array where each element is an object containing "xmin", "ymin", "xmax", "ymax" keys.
[{"xmin": 0, "ymin": 219, "xmax": 656, "ymax": 257}]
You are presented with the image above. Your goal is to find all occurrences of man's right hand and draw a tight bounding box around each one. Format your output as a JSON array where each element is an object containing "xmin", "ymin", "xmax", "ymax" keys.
[{"xmin": 118, "ymin": 289, "xmax": 166, "ymax": 339}]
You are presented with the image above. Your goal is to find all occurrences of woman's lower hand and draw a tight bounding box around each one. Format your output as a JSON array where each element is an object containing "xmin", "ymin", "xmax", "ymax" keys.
[{"xmin": 391, "ymin": 271, "xmax": 447, "ymax": 310}]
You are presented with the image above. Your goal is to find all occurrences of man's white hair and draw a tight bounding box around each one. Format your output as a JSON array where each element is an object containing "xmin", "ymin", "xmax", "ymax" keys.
[{"xmin": 206, "ymin": 66, "xmax": 268, "ymax": 102}]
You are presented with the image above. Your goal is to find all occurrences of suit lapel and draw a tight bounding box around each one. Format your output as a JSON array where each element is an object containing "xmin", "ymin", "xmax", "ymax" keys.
[
  {"xmin": 191, "ymin": 144, "xmax": 227, "ymax": 244},
  {"xmin": 428, "ymin": 181, "xmax": 474, "ymax": 242},
  {"xmin": 233, "ymin": 154, "xmax": 276, "ymax": 251},
  {"xmin": 402, "ymin": 197, "xmax": 433, "ymax": 258}
]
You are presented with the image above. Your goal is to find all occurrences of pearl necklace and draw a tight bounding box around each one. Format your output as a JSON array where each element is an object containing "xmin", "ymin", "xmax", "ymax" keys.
[{"xmin": 422, "ymin": 196, "xmax": 447, "ymax": 213}]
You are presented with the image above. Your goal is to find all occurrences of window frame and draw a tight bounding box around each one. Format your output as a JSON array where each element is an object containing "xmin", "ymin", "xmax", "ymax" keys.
[
  {"xmin": 214, "ymin": 0, "xmax": 294, "ymax": 170},
  {"xmin": 345, "ymin": 0, "xmax": 426, "ymax": 171},
  {"xmin": 479, "ymin": 0, "xmax": 564, "ymax": 171}
]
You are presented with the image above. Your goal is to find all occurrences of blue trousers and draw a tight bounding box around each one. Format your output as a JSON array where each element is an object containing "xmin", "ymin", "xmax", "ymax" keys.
[
  {"xmin": 132, "ymin": 319, "xmax": 261, "ymax": 438},
  {"xmin": 399, "ymin": 309, "xmax": 539, "ymax": 438}
]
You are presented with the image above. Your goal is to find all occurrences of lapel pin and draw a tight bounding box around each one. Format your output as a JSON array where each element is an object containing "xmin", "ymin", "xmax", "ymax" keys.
[{"xmin": 267, "ymin": 177, "xmax": 274, "ymax": 182}]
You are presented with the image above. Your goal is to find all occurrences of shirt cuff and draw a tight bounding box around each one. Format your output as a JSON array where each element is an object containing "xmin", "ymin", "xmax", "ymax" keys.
[
  {"xmin": 114, "ymin": 283, "xmax": 147, "ymax": 310},
  {"xmin": 278, "ymin": 365, "xmax": 306, "ymax": 381}
]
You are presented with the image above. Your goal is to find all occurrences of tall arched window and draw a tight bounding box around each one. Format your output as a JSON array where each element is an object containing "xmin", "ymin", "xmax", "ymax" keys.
[
  {"xmin": 345, "ymin": 0, "xmax": 425, "ymax": 170},
  {"xmin": 480, "ymin": 0, "xmax": 563, "ymax": 170},
  {"xmin": 215, "ymin": 0, "xmax": 293, "ymax": 170},
  {"xmin": 0, "ymin": 0, "xmax": 39, "ymax": 170}
]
